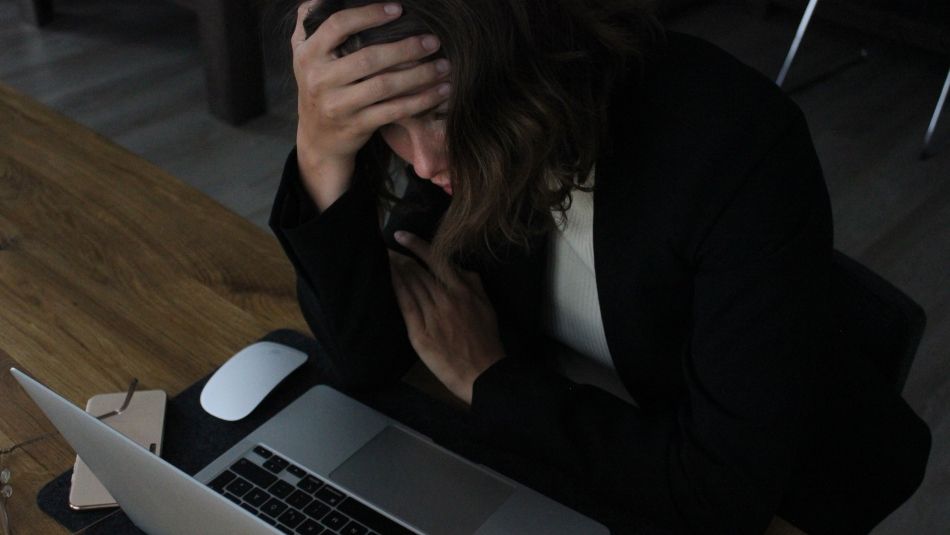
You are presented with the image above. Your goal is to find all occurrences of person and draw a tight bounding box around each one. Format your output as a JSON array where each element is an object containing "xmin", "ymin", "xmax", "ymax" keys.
[{"xmin": 268, "ymin": 0, "xmax": 931, "ymax": 533}]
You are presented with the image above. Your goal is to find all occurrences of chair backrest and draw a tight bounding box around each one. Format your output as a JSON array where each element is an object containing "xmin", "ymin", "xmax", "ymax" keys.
[{"xmin": 829, "ymin": 251, "xmax": 926, "ymax": 393}]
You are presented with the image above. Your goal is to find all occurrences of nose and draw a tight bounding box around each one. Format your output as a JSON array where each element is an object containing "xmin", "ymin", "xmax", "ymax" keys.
[{"xmin": 408, "ymin": 131, "xmax": 444, "ymax": 180}]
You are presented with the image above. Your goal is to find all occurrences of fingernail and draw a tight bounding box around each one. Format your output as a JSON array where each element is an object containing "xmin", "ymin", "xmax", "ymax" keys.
[
  {"xmin": 438, "ymin": 83, "xmax": 451, "ymax": 96},
  {"xmin": 421, "ymin": 35, "xmax": 440, "ymax": 51},
  {"xmin": 384, "ymin": 3, "xmax": 401, "ymax": 16},
  {"xmin": 435, "ymin": 59, "xmax": 450, "ymax": 73},
  {"xmin": 394, "ymin": 231, "xmax": 409, "ymax": 243}
]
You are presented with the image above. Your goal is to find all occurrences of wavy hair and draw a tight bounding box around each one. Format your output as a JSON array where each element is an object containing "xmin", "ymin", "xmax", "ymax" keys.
[{"xmin": 289, "ymin": 0, "xmax": 660, "ymax": 269}]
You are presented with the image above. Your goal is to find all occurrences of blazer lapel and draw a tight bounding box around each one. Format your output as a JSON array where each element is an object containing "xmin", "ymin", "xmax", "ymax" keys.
[{"xmin": 593, "ymin": 59, "xmax": 691, "ymax": 412}]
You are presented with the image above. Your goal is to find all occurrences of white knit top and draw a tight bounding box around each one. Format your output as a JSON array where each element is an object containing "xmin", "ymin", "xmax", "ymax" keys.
[{"xmin": 542, "ymin": 174, "xmax": 636, "ymax": 405}]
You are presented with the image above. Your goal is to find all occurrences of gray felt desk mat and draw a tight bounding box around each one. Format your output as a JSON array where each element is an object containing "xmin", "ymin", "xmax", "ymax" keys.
[{"xmin": 36, "ymin": 330, "xmax": 664, "ymax": 535}]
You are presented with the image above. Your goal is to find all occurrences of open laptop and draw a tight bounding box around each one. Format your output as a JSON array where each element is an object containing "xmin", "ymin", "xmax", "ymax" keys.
[{"xmin": 11, "ymin": 368, "xmax": 608, "ymax": 535}]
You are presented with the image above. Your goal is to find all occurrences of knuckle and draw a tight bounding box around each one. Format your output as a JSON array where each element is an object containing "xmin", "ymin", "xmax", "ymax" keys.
[
  {"xmin": 323, "ymin": 100, "xmax": 343, "ymax": 120},
  {"xmin": 322, "ymin": 13, "xmax": 343, "ymax": 36},
  {"xmin": 425, "ymin": 89, "xmax": 444, "ymax": 106},
  {"xmin": 407, "ymin": 36, "xmax": 424, "ymax": 56},
  {"xmin": 379, "ymin": 105, "xmax": 402, "ymax": 125},
  {"xmin": 353, "ymin": 114, "xmax": 376, "ymax": 133},
  {"xmin": 355, "ymin": 51, "xmax": 375, "ymax": 74},
  {"xmin": 292, "ymin": 49, "xmax": 309, "ymax": 70},
  {"xmin": 304, "ymin": 71, "xmax": 324, "ymax": 93},
  {"xmin": 371, "ymin": 76, "xmax": 393, "ymax": 98}
]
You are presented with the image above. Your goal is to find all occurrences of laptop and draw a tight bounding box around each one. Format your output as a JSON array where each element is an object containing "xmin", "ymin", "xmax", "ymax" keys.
[{"xmin": 11, "ymin": 368, "xmax": 608, "ymax": 535}]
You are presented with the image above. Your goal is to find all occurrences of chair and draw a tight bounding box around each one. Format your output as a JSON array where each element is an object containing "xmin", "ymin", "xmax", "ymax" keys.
[
  {"xmin": 771, "ymin": 0, "xmax": 949, "ymax": 158},
  {"xmin": 830, "ymin": 250, "xmax": 926, "ymax": 393},
  {"xmin": 15, "ymin": 0, "xmax": 266, "ymax": 125}
]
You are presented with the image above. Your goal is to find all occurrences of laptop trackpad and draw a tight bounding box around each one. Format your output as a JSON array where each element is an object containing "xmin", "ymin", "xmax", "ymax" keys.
[{"xmin": 330, "ymin": 426, "xmax": 514, "ymax": 535}]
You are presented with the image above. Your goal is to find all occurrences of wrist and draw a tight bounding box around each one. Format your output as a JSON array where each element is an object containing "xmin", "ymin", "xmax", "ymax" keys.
[
  {"xmin": 295, "ymin": 148, "xmax": 355, "ymax": 212},
  {"xmin": 460, "ymin": 354, "xmax": 505, "ymax": 406}
]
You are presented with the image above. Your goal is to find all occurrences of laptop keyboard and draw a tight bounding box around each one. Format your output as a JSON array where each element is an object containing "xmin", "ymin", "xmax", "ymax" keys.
[{"xmin": 207, "ymin": 445, "xmax": 416, "ymax": 535}]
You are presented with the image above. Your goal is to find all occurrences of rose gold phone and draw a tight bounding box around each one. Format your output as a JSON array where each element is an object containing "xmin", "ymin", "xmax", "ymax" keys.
[{"xmin": 68, "ymin": 390, "xmax": 167, "ymax": 510}]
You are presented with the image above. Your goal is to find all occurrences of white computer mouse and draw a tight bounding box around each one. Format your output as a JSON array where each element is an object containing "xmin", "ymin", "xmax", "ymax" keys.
[{"xmin": 200, "ymin": 341, "xmax": 308, "ymax": 421}]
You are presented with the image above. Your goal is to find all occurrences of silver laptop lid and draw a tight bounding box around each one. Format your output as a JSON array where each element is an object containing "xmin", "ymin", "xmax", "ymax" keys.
[{"xmin": 10, "ymin": 368, "xmax": 277, "ymax": 535}]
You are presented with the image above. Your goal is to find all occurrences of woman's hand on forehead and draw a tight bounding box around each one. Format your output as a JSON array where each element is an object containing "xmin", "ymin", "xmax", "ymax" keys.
[{"xmin": 291, "ymin": 1, "xmax": 451, "ymax": 210}]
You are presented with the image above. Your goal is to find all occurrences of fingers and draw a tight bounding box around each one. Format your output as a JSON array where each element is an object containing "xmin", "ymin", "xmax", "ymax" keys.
[
  {"xmin": 341, "ymin": 57, "xmax": 449, "ymax": 110},
  {"xmin": 356, "ymin": 82, "xmax": 450, "ymax": 130},
  {"xmin": 390, "ymin": 256, "xmax": 424, "ymax": 329},
  {"xmin": 394, "ymin": 231, "xmax": 434, "ymax": 267},
  {"xmin": 291, "ymin": 0, "xmax": 320, "ymax": 50},
  {"xmin": 293, "ymin": 1, "xmax": 450, "ymax": 131},
  {"xmin": 393, "ymin": 232, "xmax": 476, "ymax": 292},
  {"xmin": 389, "ymin": 250, "xmax": 437, "ymax": 308},
  {"xmin": 390, "ymin": 250, "xmax": 445, "ymax": 341},
  {"xmin": 339, "ymin": 34, "xmax": 442, "ymax": 86},
  {"xmin": 306, "ymin": 2, "xmax": 404, "ymax": 58}
]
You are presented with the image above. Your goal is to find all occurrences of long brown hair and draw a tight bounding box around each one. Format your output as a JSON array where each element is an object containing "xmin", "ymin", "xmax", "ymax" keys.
[{"xmin": 291, "ymin": 0, "xmax": 660, "ymax": 268}]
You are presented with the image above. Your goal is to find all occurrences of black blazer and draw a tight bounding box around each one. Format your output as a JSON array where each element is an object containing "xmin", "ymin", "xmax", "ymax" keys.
[{"xmin": 270, "ymin": 32, "xmax": 929, "ymax": 535}]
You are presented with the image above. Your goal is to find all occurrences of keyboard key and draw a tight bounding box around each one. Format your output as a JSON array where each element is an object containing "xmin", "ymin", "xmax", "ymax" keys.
[
  {"xmin": 276, "ymin": 525, "xmax": 294, "ymax": 534},
  {"xmin": 278, "ymin": 508, "xmax": 307, "ymax": 528},
  {"xmin": 270, "ymin": 479, "xmax": 295, "ymax": 499},
  {"xmin": 254, "ymin": 446, "xmax": 274, "ymax": 459},
  {"xmin": 209, "ymin": 470, "xmax": 236, "ymax": 492},
  {"xmin": 240, "ymin": 502, "xmax": 258, "ymax": 515},
  {"xmin": 296, "ymin": 519, "xmax": 325, "ymax": 534},
  {"xmin": 225, "ymin": 477, "xmax": 253, "ymax": 497},
  {"xmin": 261, "ymin": 498, "xmax": 289, "ymax": 518},
  {"xmin": 231, "ymin": 458, "xmax": 278, "ymax": 489},
  {"xmin": 223, "ymin": 492, "xmax": 242, "ymax": 505},
  {"xmin": 264, "ymin": 455, "xmax": 290, "ymax": 473},
  {"xmin": 259, "ymin": 513, "xmax": 277, "ymax": 525},
  {"xmin": 337, "ymin": 498, "xmax": 416, "ymax": 535},
  {"xmin": 297, "ymin": 475, "xmax": 323, "ymax": 494},
  {"xmin": 341, "ymin": 520, "xmax": 368, "ymax": 535},
  {"xmin": 287, "ymin": 489, "xmax": 313, "ymax": 509},
  {"xmin": 244, "ymin": 488, "xmax": 270, "ymax": 508},
  {"xmin": 314, "ymin": 485, "xmax": 345, "ymax": 507},
  {"xmin": 320, "ymin": 511, "xmax": 350, "ymax": 531},
  {"xmin": 287, "ymin": 464, "xmax": 307, "ymax": 478},
  {"xmin": 303, "ymin": 500, "xmax": 331, "ymax": 521}
]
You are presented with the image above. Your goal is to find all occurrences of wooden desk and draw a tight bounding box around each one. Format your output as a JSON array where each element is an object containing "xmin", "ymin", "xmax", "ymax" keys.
[{"xmin": 0, "ymin": 82, "xmax": 307, "ymax": 533}]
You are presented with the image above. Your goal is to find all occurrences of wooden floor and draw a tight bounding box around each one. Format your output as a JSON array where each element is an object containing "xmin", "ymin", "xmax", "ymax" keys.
[{"xmin": 1, "ymin": 0, "xmax": 947, "ymax": 533}]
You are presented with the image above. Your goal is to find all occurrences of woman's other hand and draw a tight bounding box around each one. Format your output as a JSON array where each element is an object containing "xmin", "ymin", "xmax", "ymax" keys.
[
  {"xmin": 388, "ymin": 232, "xmax": 505, "ymax": 405},
  {"xmin": 291, "ymin": 1, "xmax": 451, "ymax": 210}
]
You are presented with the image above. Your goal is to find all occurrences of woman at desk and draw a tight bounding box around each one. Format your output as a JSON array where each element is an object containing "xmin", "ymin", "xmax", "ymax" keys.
[{"xmin": 269, "ymin": 0, "xmax": 930, "ymax": 533}]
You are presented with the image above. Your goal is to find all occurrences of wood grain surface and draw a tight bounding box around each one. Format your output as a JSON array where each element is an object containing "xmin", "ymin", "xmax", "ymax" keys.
[{"xmin": 0, "ymin": 81, "xmax": 308, "ymax": 533}]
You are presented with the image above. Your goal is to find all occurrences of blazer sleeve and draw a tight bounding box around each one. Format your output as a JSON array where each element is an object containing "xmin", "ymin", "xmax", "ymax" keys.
[
  {"xmin": 470, "ymin": 110, "xmax": 833, "ymax": 534},
  {"xmin": 269, "ymin": 147, "xmax": 416, "ymax": 389}
]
